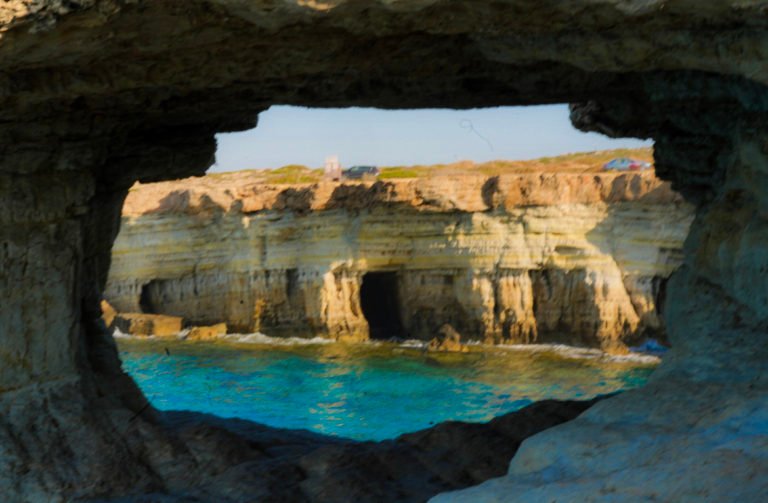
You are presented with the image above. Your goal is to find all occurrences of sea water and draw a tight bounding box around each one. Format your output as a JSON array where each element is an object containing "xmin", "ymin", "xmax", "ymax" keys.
[{"xmin": 119, "ymin": 336, "xmax": 657, "ymax": 441}]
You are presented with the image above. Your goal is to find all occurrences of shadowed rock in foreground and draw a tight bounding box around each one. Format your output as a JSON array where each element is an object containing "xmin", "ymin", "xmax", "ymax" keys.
[{"xmin": 108, "ymin": 398, "xmax": 600, "ymax": 502}]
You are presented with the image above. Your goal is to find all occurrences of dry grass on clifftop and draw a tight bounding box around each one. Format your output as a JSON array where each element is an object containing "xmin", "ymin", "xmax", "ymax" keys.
[
  {"xmin": 206, "ymin": 147, "xmax": 654, "ymax": 183},
  {"xmin": 378, "ymin": 147, "xmax": 653, "ymax": 179}
]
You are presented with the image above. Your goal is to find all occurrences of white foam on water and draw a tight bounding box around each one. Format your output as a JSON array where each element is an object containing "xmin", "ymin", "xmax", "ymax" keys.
[
  {"xmin": 495, "ymin": 343, "xmax": 661, "ymax": 364},
  {"xmin": 389, "ymin": 339, "xmax": 658, "ymax": 364},
  {"xmin": 396, "ymin": 339, "xmax": 429, "ymax": 349},
  {"xmin": 112, "ymin": 329, "xmax": 187, "ymax": 340},
  {"xmin": 113, "ymin": 326, "xmax": 660, "ymax": 364},
  {"xmin": 223, "ymin": 332, "xmax": 335, "ymax": 346}
]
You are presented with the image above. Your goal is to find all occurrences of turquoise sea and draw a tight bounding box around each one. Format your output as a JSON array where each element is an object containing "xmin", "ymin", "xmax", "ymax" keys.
[{"xmin": 119, "ymin": 336, "xmax": 657, "ymax": 441}]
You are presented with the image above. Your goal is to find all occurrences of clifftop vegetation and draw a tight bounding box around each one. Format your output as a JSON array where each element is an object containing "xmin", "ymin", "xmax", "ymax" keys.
[{"xmin": 208, "ymin": 147, "xmax": 653, "ymax": 184}]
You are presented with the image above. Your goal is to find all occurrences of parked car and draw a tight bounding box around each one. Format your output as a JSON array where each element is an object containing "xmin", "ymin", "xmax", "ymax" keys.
[
  {"xmin": 602, "ymin": 158, "xmax": 652, "ymax": 171},
  {"xmin": 343, "ymin": 165, "xmax": 380, "ymax": 179}
]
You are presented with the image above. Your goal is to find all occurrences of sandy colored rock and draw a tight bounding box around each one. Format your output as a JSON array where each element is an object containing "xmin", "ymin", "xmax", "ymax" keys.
[
  {"xmin": 113, "ymin": 313, "xmax": 183, "ymax": 337},
  {"xmin": 100, "ymin": 299, "xmax": 117, "ymax": 329},
  {"xmin": 120, "ymin": 171, "xmax": 680, "ymax": 217},
  {"xmin": 428, "ymin": 324, "xmax": 468, "ymax": 353},
  {"xmin": 186, "ymin": 323, "xmax": 228, "ymax": 341},
  {"xmin": 107, "ymin": 172, "xmax": 692, "ymax": 352}
]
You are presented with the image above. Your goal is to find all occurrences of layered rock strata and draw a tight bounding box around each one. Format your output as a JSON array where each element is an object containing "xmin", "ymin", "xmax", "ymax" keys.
[
  {"xmin": 1, "ymin": 1, "xmax": 768, "ymax": 501},
  {"xmin": 436, "ymin": 119, "xmax": 768, "ymax": 503},
  {"xmin": 106, "ymin": 172, "xmax": 691, "ymax": 353}
]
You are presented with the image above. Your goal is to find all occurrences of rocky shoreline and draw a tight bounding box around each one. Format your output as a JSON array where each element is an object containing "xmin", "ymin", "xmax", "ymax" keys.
[{"xmin": 106, "ymin": 170, "xmax": 692, "ymax": 354}]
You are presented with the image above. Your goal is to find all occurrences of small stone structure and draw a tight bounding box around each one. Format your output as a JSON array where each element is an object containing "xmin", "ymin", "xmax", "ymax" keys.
[{"xmin": 324, "ymin": 155, "xmax": 342, "ymax": 181}]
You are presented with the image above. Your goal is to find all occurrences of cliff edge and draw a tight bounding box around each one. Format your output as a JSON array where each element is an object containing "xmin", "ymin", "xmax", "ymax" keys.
[{"xmin": 107, "ymin": 169, "xmax": 692, "ymax": 353}]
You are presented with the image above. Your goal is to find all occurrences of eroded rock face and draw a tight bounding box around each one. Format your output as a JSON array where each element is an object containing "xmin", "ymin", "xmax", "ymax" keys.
[
  {"xmin": 113, "ymin": 312, "xmax": 184, "ymax": 337},
  {"xmin": 435, "ymin": 140, "xmax": 768, "ymax": 500},
  {"xmin": 106, "ymin": 172, "xmax": 691, "ymax": 352},
  {"xmin": 0, "ymin": 1, "xmax": 767, "ymax": 501},
  {"xmin": 428, "ymin": 324, "xmax": 469, "ymax": 352}
]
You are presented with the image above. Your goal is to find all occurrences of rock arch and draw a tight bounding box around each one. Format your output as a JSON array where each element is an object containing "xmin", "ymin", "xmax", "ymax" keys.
[{"xmin": 0, "ymin": 1, "xmax": 766, "ymax": 500}]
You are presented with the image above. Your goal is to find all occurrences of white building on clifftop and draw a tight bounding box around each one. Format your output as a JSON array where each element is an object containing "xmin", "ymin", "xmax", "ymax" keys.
[{"xmin": 324, "ymin": 155, "xmax": 342, "ymax": 181}]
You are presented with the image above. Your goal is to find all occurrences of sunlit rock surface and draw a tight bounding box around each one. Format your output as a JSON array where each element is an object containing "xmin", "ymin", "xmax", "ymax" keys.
[
  {"xmin": 1, "ymin": 0, "xmax": 768, "ymax": 501},
  {"xmin": 106, "ymin": 171, "xmax": 692, "ymax": 352},
  {"xmin": 112, "ymin": 312, "xmax": 183, "ymax": 337},
  {"xmin": 436, "ymin": 146, "xmax": 768, "ymax": 500}
]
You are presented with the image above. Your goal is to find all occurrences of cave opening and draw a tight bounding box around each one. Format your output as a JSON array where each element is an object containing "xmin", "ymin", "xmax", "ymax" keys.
[
  {"xmin": 286, "ymin": 268, "xmax": 299, "ymax": 298},
  {"xmin": 139, "ymin": 281, "xmax": 158, "ymax": 314},
  {"xmin": 360, "ymin": 271, "xmax": 404, "ymax": 340},
  {"xmin": 4, "ymin": 3, "xmax": 767, "ymax": 500}
]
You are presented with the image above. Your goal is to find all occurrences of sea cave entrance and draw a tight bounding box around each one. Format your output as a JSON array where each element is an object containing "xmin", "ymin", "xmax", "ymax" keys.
[
  {"xmin": 5, "ymin": 4, "xmax": 760, "ymax": 499},
  {"xmin": 139, "ymin": 280, "xmax": 159, "ymax": 314},
  {"xmin": 360, "ymin": 271, "xmax": 404, "ymax": 340}
]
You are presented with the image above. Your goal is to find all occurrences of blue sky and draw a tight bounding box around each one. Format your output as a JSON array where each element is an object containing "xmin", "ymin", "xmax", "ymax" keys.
[{"xmin": 211, "ymin": 105, "xmax": 651, "ymax": 173}]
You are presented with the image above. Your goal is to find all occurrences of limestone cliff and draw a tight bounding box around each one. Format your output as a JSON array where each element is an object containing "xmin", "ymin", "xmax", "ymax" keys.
[{"xmin": 106, "ymin": 171, "xmax": 692, "ymax": 352}]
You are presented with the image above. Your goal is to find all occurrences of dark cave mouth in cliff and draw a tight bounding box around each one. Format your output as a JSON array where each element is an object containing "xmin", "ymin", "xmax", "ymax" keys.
[
  {"xmin": 360, "ymin": 271, "xmax": 405, "ymax": 340},
  {"xmin": 139, "ymin": 280, "xmax": 160, "ymax": 314}
]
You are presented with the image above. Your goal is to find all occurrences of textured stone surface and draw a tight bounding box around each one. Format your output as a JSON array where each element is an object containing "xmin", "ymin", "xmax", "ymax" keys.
[
  {"xmin": 106, "ymin": 172, "xmax": 691, "ymax": 352},
  {"xmin": 0, "ymin": 0, "xmax": 767, "ymax": 501},
  {"xmin": 101, "ymin": 299, "xmax": 118, "ymax": 328},
  {"xmin": 428, "ymin": 324, "xmax": 469, "ymax": 353},
  {"xmin": 186, "ymin": 323, "xmax": 228, "ymax": 341},
  {"xmin": 113, "ymin": 313, "xmax": 184, "ymax": 337},
  {"xmin": 156, "ymin": 397, "xmax": 599, "ymax": 503}
]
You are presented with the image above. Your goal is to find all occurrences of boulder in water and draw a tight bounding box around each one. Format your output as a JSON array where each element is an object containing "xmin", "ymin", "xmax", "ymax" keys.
[
  {"xmin": 186, "ymin": 323, "xmax": 228, "ymax": 341},
  {"xmin": 113, "ymin": 313, "xmax": 183, "ymax": 337},
  {"xmin": 428, "ymin": 324, "xmax": 469, "ymax": 353}
]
